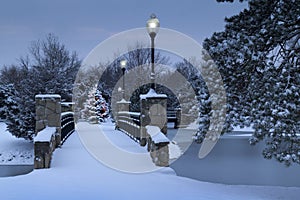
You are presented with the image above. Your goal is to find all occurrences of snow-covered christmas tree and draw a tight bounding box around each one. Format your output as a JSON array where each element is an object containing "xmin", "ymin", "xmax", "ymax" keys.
[
  {"xmin": 95, "ymin": 90, "xmax": 109, "ymax": 122},
  {"xmin": 82, "ymin": 86, "xmax": 109, "ymax": 124}
]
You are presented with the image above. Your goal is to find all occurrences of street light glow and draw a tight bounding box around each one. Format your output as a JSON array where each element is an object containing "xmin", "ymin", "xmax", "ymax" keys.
[
  {"xmin": 120, "ymin": 60, "xmax": 127, "ymax": 69},
  {"xmin": 149, "ymin": 22, "xmax": 157, "ymax": 28},
  {"xmin": 146, "ymin": 14, "xmax": 160, "ymax": 35}
]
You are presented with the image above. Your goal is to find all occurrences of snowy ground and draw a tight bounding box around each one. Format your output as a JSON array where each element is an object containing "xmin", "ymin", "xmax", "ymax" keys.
[
  {"xmin": 0, "ymin": 121, "xmax": 300, "ymax": 199},
  {"xmin": 0, "ymin": 123, "xmax": 33, "ymax": 164}
]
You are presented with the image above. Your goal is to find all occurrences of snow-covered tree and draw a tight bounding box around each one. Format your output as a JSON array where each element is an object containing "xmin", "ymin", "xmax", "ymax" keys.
[
  {"xmin": 0, "ymin": 83, "xmax": 35, "ymax": 140},
  {"xmin": 82, "ymin": 85, "xmax": 98, "ymax": 123},
  {"xmin": 81, "ymin": 86, "xmax": 109, "ymax": 123},
  {"xmin": 0, "ymin": 34, "xmax": 80, "ymax": 140},
  {"xmin": 73, "ymin": 64, "xmax": 106, "ymax": 121},
  {"xmin": 101, "ymin": 44, "xmax": 170, "ymax": 107},
  {"xmin": 0, "ymin": 84, "xmax": 18, "ymax": 121},
  {"xmin": 203, "ymin": 0, "xmax": 300, "ymax": 165},
  {"xmin": 95, "ymin": 90, "xmax": 109, "ymax": 122},
  {"xmin": 174, "ymin": 59, "xmax": 207, "ymax": 129},
  {"xmin": 29, "ymin": 33, "xmax": 81, "ymax": 100},
  {"xmin": 6, "ymin": 94, "xmax": 36, "ymax": 140}
]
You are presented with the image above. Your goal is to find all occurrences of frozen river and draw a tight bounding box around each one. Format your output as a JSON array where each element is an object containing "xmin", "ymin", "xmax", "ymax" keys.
[
  {"xmin": 0, "ymin": 165, "xmax": 34, "ymax": 177},
  {"xmin": 167, "ymin": 128, "xmax": 300, "ymax": 187}
]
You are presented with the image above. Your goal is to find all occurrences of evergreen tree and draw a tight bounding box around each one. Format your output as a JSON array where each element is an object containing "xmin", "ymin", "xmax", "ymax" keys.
[
  {"xmin": 73, "ymin": 65, "xmax": 105, "ymax": 121},
  {"xmin": 0, "ymin": 84, "xmax": 19, "ymax": 121},
  {"xmin": 82, "ymin": 85, "xmax": 98, "ymax": 123},
  {"xmin": 95, "ymin": 90, "xmax": 109, "ymax": 122},
  {"xmin": 175, "ymin": 59, "xmax": 209, "ymax": 130},
  {"xmin": 81, "ymin": 85, "xmax": 109, "ymax": 124},
  {"xmin": 6, "ymin": 94, "xmax": 36, "ymax": 140},
  {"xmin": 203, "ymin": 0, "xmax": 300, "ymax": 165}
]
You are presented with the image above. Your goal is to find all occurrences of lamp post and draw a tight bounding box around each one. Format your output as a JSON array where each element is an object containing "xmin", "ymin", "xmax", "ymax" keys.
[
  {"xmin": 120, "ymin": 59, "xmax": 127, "ymax": 100},
  {"xmin": 146, "ymin": 14, "xmax": 160, "ymax": 90}
]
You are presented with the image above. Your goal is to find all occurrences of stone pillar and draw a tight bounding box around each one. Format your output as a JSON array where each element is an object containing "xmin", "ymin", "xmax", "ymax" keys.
[
  {"xmin": 140, "ymin": 89, "xmax": 167, "ymax": 146},
  {"xmin": 34, "ymin": 141, "xmax": 51, "ymax": 169},
  {"xmin": 34, "ymin": 136, "xmax": 56, "ymax": 169},
  {"xmin": 149, "ymin": 140, "xmax": 169, "ymax": 167},
  {"xmin": 35, "ymin": 94, "xmax": 61, "ymax": 147},
  {"xmin": 175, "ymin": 108, "xmax": 181, "ymax": 129}
]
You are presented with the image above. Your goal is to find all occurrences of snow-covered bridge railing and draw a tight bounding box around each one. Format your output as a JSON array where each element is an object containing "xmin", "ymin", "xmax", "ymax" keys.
[
  {"xmin": 116, "ymin": 110, "xmax": 170, "ymax": 166},
  {"xmin": 117, "ymin": 111, "xmax": 142, "ymax": 142},
  {"xmin": 117, "ymin": 109, "xmax": 181, "ymax": 136},
  {"xmin": 61, "ymin": 112, "xmax": 75, "ymax": 145}
]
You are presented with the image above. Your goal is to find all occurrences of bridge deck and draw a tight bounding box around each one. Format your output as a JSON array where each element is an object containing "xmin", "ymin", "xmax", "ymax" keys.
[{"xmin": 76, "ymin": 120, "xmax": 160, "ymax": 172}]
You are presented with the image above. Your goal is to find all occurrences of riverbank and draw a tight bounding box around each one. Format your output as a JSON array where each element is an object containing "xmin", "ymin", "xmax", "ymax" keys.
[{"xmin": 0, "ymin": 123, "xmax": 33, "ymax": 165}]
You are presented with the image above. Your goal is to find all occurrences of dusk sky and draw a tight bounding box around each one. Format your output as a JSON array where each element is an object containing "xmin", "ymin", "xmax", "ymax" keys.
[{"xmin": 0, "ymin": 0, "xmax": 247, "ymax": 67}]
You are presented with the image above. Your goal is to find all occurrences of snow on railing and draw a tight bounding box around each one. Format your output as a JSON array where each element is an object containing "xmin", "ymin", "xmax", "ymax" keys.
[
  {"xmin": 61, "ymin": 102, "xmax": 74, "ymax": 112},
  {"xmin": 35, "ymin": 94, "xmax": 61, "ymax": 99}
]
